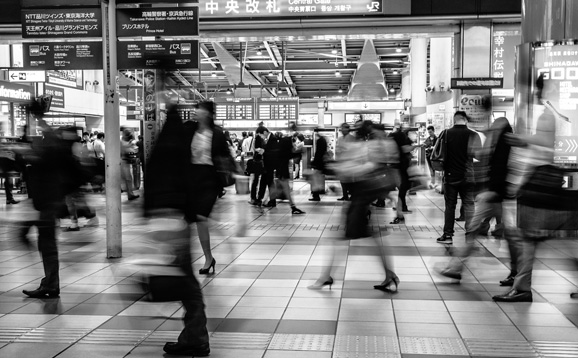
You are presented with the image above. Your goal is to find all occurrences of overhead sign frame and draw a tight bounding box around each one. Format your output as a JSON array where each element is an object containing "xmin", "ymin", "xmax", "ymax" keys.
[{"xmin": 117, "ymin": 40, "xmax": 199, "ymax": 69}]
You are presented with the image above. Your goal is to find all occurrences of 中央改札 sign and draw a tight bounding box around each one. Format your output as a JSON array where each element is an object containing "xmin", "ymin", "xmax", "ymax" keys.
[
  {"xmin": 21, "ymin": 8, "xmax": 102, "ymax": 38},
  {"xmin": 117, "ymin": 41, "xmax": 199, "ymax": 69},
  {"xmin": 200, "ymin": 0, "xmax": 384, "ymax": 18},
  {"xmin": 23, "ymin": 42, "xmax": 103, "ymax": 70},
  {"xmin": 116, "ymin": 7, "xmax": 199, "ymax": 37}
]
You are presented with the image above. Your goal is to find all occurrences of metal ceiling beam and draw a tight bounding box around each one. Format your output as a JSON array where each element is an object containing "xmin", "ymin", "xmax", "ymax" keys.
[
  {"xmin": 263, "ymin": 41, "xmax": 279, "ymax": 67},
  {"xmin": 341, "ymin": 39, "xmax": 347, "ymax": 67},
  {"xmin": 200, "ymin": 44, "xmax": 218, "ymax": 69},
  {"xmin": 269, "ymin": 42, "xmax": 296, "ymax": 97},
  {"xmin": 171, "ymin": 72, "xmax": 206, "ymax": 99}
]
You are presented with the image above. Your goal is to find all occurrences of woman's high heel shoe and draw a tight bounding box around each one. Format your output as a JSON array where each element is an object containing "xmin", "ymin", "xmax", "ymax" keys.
[
  {"xmin": 374, "ymin": 276, "xmax": 399, "ymax": 293},
  {"xmin": 199, "ymin": 258, "xmax": 216, "ymax": 275},
  {"xmin": 308, "ymin": 276, "xmax": 334, "ymax": 290}
]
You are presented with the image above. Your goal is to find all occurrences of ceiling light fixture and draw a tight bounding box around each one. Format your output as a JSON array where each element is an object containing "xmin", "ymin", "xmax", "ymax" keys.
[
  {"xmin": 338, "ymin": 87, "xmax": 343, "ymax": 93},
  {"xmin": 389, "ymin": 87, "xmax": 395, "ymax": 93},
  {"xmin": 396, "ymin": 47, "xmax": 402, "ymax": 53},
  {"xmin": 393, "ymin": 70, "xmax": 399, "ymax": 75},
  {"xmin": 226, "ymin": 88, "xmax": 232, "ymax": 95},
  {"xmin": 331, "ymin": 46, "xmax": 338, "ymax": 54},
  {"xmin": 211, "ymin": 72, "xmax": 217, "ymax": 77},
  {"xmin": 256, "ymin": 49, "xmax": 263, "ymax": 56},
  {"xmin": 268, "ymin": 71, "xmax": 274, "ymax": 76},
  {"xmin": 335, "ymin": 70, "xmax": 341, "ymax": 77}
]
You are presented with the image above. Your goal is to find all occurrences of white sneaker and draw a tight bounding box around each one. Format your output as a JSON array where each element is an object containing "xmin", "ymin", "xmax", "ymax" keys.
[{"xmin": 86, "ymin": 217, "xmax": 99, "ymax": 227}]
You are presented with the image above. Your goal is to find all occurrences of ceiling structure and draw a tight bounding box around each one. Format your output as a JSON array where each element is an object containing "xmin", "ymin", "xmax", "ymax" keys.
[{"xmin": 121, "ymin": 38, "xmax": 416, "ymax": 103}]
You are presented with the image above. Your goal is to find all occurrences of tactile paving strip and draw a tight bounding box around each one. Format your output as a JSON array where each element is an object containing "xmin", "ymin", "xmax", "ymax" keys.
[
  {"xmin": 333, "ymin": 352, "xmax": 401, "ymax": 358},
  {"xmin": 464, "ymin": 339, "xmax": 538, "ymax": 357},
  {"xmin": 0, "ymin": 328, "xmax": 31, "ymax": 343},
  {"xmin": 212, "ymin": 332, "xmax": 272, "ymax": 349},
  {"xmin": 78, "ymin": 329, "xmax": 151, "ymax": 345},
  {"xmin": 333, "ymin": 336, "xmax": 400, "ymax": 354},
  {"xmin": 399, "ymin": 337, "xmax": 469, "ymax": 356},
  {"xmin": 532, "ymin": 341, "xmax": 578, "ymax": 358},
  {"xmin": 139, "ymin": 331, "xmax": 180, "ymax": 346},
  {"xmin": 269, "ymin": 334, "xmax": 334, "ymax": 351},
  {"xmin": 15, "ymin": 328, "xmax": 89, "ymax": 344}
]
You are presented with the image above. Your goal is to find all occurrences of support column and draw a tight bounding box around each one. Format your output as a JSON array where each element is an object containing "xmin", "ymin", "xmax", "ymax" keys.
[
  {"xmin": 428, "ymin": 37, "xmax": 454, "ymax": 130},
  {"xmin": 410, "ymin": 37, "xmax": 428, "ymax": 124},
  {"xmin": 317, "ymin": 101, "xmax": 325, "ymax": 127},
  {"xmin": 102, "ymin": 0, "xmax": 122, "ymax": 258}
]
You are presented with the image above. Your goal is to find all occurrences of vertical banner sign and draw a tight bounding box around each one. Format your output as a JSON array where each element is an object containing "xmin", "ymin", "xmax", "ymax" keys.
[
  {"xmin": 534, "ymin": 45, "xmax": 578, "ymax": 165},
  {"xmin": 458, "ymin": 95, "xmax": 492, "ymax": 131},
  {"xmin": 491, "ymin": 28, "xmax": 521, "ymax": 89},
  {"xmin": 143, "ymin": 69, "xmax": 157, "ymax": 164}
]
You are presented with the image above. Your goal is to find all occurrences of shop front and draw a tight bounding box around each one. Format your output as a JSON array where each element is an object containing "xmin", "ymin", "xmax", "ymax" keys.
[{"xmin": 0, "ymin": 80, "xmax": 34, "ymax": 140}]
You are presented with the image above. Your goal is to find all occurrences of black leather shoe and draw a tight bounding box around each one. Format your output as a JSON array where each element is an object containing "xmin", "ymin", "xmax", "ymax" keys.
[
  {"xmin": 436, "ymin": 235, "xmax": 453, "ymax": 244},
  {"xmin": 455, "ymin": 216, "xmax": 465, "ymax": 222},
  {"xmin": 23, "ymin": 287, "xmax": 60, "ymax": 298},
  {"xmin": 263, "ymin": 201, "xmax": 276, "ymax": 208},
  {"xmin": 492, "ymin": 289, "xmax": 532, "ymax": 302},
  {"xmin": 163, "ymin": 342, "xmax": 210, "ymax": 356},
  {"xmin": 499, "ymin": 272, "xmax": 517, "ymax": 286},
  {"xmin": 6, "ymin": 199, "xmax": 19, "ymax": 205}
]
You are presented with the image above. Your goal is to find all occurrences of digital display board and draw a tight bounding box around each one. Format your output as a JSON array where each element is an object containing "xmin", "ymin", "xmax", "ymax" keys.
[
  {"xmin": 22, "ymin": 42, "xmax": 102, "ymax": 70},
  {"xmin": 216, "ymin": 98, "xmax": 256, "ymax": 126},
  {"xmin": 258, "ymin": 98, "xmax": 298, "ymax": 125},
  {"xmin": 21, "ymin": 8, "xmax": 102, "ymax": 38},
  {"xmin": 345, "ymin": 113, "xmax": 381, "ymax": 123},
  {"xmin": 200, "ymin": 0, "xmax": 385, "ymax": 18},
  {"xmin": 534, "ymin": 44, "xmax": 578, "ymax": 165},
  {"xmin": 118, "ymin": 41, "xmax": 199, "ymax": 69},
  {"xmin": 116, "ymin": 7, "xmax": 199, "ymax": 37}
]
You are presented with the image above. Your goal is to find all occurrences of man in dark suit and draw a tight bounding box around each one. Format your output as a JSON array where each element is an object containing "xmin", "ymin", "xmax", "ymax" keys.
[{"xmin": 255, "ymin": 126, "xmax": 279, "ymax": 207}]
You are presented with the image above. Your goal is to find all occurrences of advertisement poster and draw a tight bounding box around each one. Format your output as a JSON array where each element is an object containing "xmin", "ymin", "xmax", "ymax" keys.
[
  {"xmin": 44, "ymin": 84, "xmax": 65, "ymax": 109},
  {"xmin": 46, "ymin": 70, "xmax": 83, "ymax": 89},
  {"xmin": 143, "ymin": 69, "xmax": 157, "ymax": 164},
  {"xmin": 458, "ymin": 95, "xmax": 491, "ymax": 131},
  {"xmin": 534, "ymin": 44, "xmax": 578, "ymax": 165}
]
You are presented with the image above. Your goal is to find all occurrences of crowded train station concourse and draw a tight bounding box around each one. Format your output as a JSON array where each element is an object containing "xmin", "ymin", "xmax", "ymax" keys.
[{"xmin": 1, "ymin": 0, "xmax": 578, "ymax": 357}]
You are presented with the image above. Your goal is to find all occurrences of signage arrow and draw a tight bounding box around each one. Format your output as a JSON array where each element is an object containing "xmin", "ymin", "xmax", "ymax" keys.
[{"xmin": 10, "ymin": 73, "xmax": 17, "ymax": 80}]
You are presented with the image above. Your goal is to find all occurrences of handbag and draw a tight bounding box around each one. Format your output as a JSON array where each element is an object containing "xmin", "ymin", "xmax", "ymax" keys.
[
  {"xmin": 215, "ymin": 154, "xmax": 238, "ymax": 188},
  {"xmin": 310, "ymin": 170, "xmax": 325, "ymax": 194},
  {"xmin": 430, "ymin": 130, "xmax": 446, "ymax": 172}
]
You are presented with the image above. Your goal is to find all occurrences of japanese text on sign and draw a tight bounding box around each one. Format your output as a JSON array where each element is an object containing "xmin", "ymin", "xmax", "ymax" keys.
[
  {"xmin": 491, "ymin": 29, "xmax": 520, "ymax": 89},
  {"xmin": 22, "ymin": 8, "xmax": 102, "ymax": 38},
  {"xmin": 201, "ymin": 0, "xmax": 383, "ymax": 17},
  {"xmin": 116, "ymin": 7, "xmax": 199, "ymax": 37}
]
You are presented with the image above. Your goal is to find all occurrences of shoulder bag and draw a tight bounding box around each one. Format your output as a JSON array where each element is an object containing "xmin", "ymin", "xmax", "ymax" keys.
[{"xmin": 430, "ymin": 130, "xmax": 446, "ymax": 172}]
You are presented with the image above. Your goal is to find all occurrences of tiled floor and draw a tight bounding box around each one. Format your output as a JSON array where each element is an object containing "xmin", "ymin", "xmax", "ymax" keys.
[{"xmin": 1, "ymin": 180, "xmax": 578, "ymax": 358}]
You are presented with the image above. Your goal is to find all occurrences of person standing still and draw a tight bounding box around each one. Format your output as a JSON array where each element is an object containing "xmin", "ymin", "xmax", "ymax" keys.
[
  {"xmin": 423, "ymin": 126, "xmax": 438, "ymax": 188},
  {"xmin": 436, "ymin": 111, "xmax": 477, "ymax": 245},
  {"xmin": 310, "ymin": 128, "xmax": 328, "ymax": 202}
]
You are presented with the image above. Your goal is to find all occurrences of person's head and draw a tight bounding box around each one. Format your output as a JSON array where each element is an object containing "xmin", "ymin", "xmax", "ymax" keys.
[
  {"xmin": 122, "ymin": 128, "xmax": 134, "ymax": 141},
  {"xmin": 490, "ymin": 117, "xmax": 512, "ymax": 133},
  {"xmin": 289, "ymin": 121, "xmax": 297, "ymax": 132},
  {"xmin": 82, "ymin": 132, "xmax": 90, "ymax": 140},
  {"xmin": 97, "ymin": 133, "xmax": 105, "ymax": 140},
  {"xmin": 340, "ymin": 123, "xmax": 351, "ymax": 136},
  {"xmin": 231, "ymin": 133, "xmax": 237, "ymax": 140},
  {"xmin": 255, "ymin": 126, "xmax": 270, "ymax": 140},
  {"xmin": 242, "ymin": 131, "xmax": 247, "ymax": 138},
  {"xmin": 193, "ymin": 101, "xmax": 215, "ymax": 128},
  {"xmin": 427, "ymin": 125, "xmax": 435, "ymax": 137},
  {"xmin": 453, "ymin": 111, "xmax": 469, "ymax": 125}
]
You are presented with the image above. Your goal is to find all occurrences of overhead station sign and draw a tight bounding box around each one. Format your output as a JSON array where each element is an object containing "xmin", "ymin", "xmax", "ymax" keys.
[
  {"xmin": 21, "ymin": 8, "xmax": 102, "ymax": 38},
  {"xmin": 451, "ymin": 78, "xmax": 504, "ymax": 90},
  {"xmin": 200, "ymin": 0, "xmax": 384, "ymax": 17},
  {"xmin": 8, "ymin": 70, "xmax": 46, "ymax": 82},
  {"xmin": 23, "ymin": 42, "xmax": 103, "ymax": 70},
  {"xmin": 116, "ymin": 7, "xmax": 199, "ymax": 37},
  {"xmin": 118, "ymin": 40, "xmax": 199, "ymax": 69}
]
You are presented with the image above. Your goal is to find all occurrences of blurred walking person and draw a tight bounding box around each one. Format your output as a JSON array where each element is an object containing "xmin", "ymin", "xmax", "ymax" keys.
[
  {"xmin": 22, "ymin": 104, "xmax": 84, "ymax": 298},
  {"xmin": 185, "ymin": 101, "xmax": 232, "ymax": 275},
  {"xmin": 336, "ymin": 123, "xmax": 355, "ymax": 201},
  {"xmin": 120, "ymin": 129, "xmax": 139, "ymax": 201},
  {"xmin": 144, "ymin": 104, "xmax": 210, "ymax": 357},
  {"xmin": 310, "ymin": 121, "xmax": 401, "ymax": 292}
]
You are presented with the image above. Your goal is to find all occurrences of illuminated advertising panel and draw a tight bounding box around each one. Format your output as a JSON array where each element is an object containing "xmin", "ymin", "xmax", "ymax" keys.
[{"xmin": 534, "ymin": 45, "xmax": 578, "ymax": 165}]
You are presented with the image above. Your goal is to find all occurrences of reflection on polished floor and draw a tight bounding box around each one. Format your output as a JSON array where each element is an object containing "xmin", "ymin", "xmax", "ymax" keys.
[{"xmin": 1, "ymin": 181, "xmax": 577, "ymax": 358}]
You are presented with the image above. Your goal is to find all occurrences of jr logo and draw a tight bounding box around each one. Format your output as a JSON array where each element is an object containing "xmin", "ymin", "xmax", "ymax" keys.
[{"xmin": 367, "ymin": 1, "xmax": 380, "ymax": 12}]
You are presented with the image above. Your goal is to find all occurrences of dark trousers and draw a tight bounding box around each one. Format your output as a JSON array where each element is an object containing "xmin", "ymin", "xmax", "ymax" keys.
[
  {"xmin": 443, "ymin": 181, "xmax": 475, "ymax": 237},
  {"xmin": 398, "ymin": 170, "xmax": 411, "ymax": 211},
  {"xmin": 38, "ymin": 205, "xmax": 59, "ymax": 290},
  {"xmin": 2, "ymin": 173, "xmax": 14, "ymax": 201},
  {"xmin": 258, "ymin": 169, "xmax": 275, "ymax": 201},
  {"xmin": 346, "ymin": 182, "xmax": 375, "ymax": 239},
  {"xmin": 171, "ymin": 228, "xmax": 209, "ymax": 348},
  {"xmin": 250, "ymin": 173, "xmax": 262, "ymax": 201},
  {"xmin": 341, "ymin": 181, "xmax": 352, "ymax": 199}
]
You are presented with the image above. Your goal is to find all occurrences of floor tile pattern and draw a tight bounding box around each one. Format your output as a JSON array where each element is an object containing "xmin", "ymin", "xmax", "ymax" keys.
[{"xmin": 0, "ymin": 181, "xmax": 577, "ymax": 358}]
